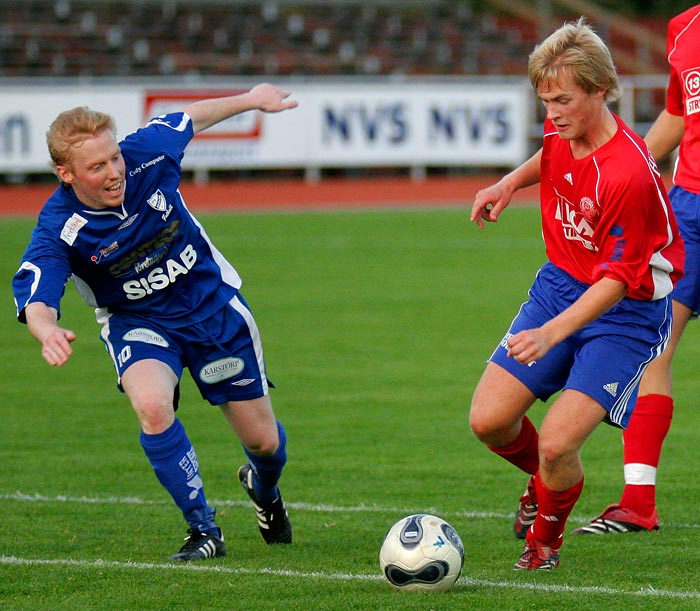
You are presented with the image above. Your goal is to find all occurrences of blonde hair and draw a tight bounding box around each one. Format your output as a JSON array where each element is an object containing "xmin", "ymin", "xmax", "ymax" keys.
[
  {"xmin": 46, "ymin": 106, "xmax": 117, "ymax": 168},
  {"xmin": 528, "ymin": 17, "xmax": 622, "ymax": 103}
]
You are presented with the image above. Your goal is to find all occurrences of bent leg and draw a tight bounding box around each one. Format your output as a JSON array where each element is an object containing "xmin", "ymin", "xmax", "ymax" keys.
[
  {"xmin": 122, "ymin": 359, "xmax": 217, "ymax": 533},
  {"xmin": 121, "ymin": 358, "xmax": 179, "ymax": 434},
  {"xmin": 472, "ymin": 362, "xmax": 542, "ymax": 540},
  {"xmin": 529, "ymin": 389, "xmax": 605, "ymax": 547},
  {"xmin": 470, "ymin": 361, "xmax": 537, "ymax": 447},
  {"xmin": 222, "ymin": 394, "xmax": 292, "ymax": 544},
  {"xmin": 471, "ymin": 362, "xmax": 540, "ymax": 474},
  {"xmin": 221, "ymin": 394, "xmax": 287, "ymax": 504},
  {"xmin": 220, "ymin": 394, "xmax": 280, "ymax": 454},
  {"xmin": 538, "ymin": 388, "xmax": 606, "ymax": 489}
]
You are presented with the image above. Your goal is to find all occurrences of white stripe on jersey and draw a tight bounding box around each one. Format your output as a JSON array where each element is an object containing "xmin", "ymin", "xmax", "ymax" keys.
[
  {"xmin": 178, "ymin": 190, "xmax": 243, "ymax": 290},
  {"xmin": 147, "ymin": 113, "xmax": 191, "ymax": 132},
  {"xmin": 15, "ymin": 261, "xmax": 42, "ymax": 314}
]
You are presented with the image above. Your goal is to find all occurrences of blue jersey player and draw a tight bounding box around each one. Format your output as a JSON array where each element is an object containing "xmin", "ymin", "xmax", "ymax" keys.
[{"xmin": 12, "ymin": 83, "xmax": 297, "ymax": 561}]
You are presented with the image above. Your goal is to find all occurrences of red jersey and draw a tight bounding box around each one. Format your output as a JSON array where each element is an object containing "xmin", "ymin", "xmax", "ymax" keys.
[
  {"xmin": 540, "ymin": 114, "xmax": 684, "ymax": 301},
  {"xmin": 666, "ymin": 5, "xmax": 700, "ymax": 193}
]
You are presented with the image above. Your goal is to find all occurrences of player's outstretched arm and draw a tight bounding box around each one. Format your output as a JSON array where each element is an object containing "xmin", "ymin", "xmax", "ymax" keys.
[
  {"xmin": 184, "ymin": 83, "xmax": 298, "ymax": 134},
  {"xmin": 25, "ymin": 302, "xmax": 76, "ymax": 367},
  {"xmin": 470, "ymin": 148, "xmax": 542, "ymax": 229}
]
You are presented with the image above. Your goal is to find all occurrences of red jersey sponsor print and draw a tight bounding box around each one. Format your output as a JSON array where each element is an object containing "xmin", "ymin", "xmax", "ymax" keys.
[
  {"xmin": 666, "ymin": 5, "xmax": 700, "ymax": 193},
  {"xmin": 539, "ymin": 115, "xmax": 684, "ymax": 301}
]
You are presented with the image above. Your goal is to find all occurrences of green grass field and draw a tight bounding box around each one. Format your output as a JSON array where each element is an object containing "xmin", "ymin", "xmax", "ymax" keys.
[{"xmin": 2, "ymin": 205, "xmax": 699, "ymax": 611}]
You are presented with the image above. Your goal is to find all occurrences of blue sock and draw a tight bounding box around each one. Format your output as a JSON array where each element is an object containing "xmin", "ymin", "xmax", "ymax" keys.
[
  {"xmin": 243, "ymin": 420, "xmax": 287, "ymax": 505},
  {"xmin": 140, "ymin": 418, "xmax": 217, "ymax": 533}
]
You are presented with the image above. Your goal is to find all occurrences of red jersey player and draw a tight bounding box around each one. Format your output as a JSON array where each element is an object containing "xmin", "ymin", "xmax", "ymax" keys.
[
  {"xmin": 469, "ymin": 18, "xmax": 684, "ymax": 570},
  {"xmin": 575, "ymin": 4, "xmax": 700, "ymax": 535}
]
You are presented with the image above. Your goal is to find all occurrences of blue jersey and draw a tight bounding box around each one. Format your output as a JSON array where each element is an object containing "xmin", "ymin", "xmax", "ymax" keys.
[{"xmin": 13, "ymin": 113, "xmax": 242, "ymax": 327}]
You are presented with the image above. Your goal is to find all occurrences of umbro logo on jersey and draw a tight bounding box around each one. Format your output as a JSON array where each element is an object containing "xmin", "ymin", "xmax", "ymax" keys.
[
  {"xmin": 603, "ymin": 382, "xmax": 619, "ymax": 397},
  {"xmin": 564, "ymin": 173, "xmax": 573, "ymax": 185},
  {"xmin": 231, "ymin": 379, "xmax": 255, "ymax": 386},
  {"xmin": 118, "ymin": 213, "xmax": 139, "ymax": 230}
]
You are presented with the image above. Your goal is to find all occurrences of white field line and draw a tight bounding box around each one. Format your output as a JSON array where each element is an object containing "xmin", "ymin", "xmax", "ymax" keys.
[
  {"xmin": 0, "ymin": 490, "xmax": 510, "ymax": 520},
  {"xmin": 2, "ymin": 490, "xmax": 700, "ymax": 529},
  {"xmin": 2, "ymin": 491, "xmax": 700, "ymax": 601},
  {"xmin": 1, "ymin": 555, "xmax": 699, "ymax": 601}
]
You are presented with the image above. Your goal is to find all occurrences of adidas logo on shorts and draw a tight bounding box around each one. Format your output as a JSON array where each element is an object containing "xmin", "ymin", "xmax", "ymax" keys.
[{"xmin": 603, "ymin": 382, "xmax": 619, "ymax": 397}]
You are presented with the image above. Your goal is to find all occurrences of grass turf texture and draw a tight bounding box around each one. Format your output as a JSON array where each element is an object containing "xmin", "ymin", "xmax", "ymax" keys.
[{"xmin": 1, "ymin": 206, "xmax": 700, "ymax": 611}]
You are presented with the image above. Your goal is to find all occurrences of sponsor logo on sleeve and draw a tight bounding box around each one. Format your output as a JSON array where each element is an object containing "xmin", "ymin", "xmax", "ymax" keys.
[
  {"xmin": 60, "ymin": 213, "xmax": 88, "ymax": 245},
  {"xmin": 683, "ymin": 67, "xmax": 700, "ymax": 115}
]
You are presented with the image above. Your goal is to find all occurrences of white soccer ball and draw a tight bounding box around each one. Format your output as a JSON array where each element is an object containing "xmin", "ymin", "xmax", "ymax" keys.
[{"xmin": 379, "ymin": 514, "xmax": 465, "ymax": 592}]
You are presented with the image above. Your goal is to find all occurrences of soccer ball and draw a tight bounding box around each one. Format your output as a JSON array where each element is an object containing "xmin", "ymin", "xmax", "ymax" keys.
[{"xmin": 379, "ymin": 514, "xmax": 464, "ymax": 592}]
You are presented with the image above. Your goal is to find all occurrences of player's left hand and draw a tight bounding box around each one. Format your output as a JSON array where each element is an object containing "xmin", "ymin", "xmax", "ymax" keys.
[{"xmin": 249, "ymin": 83, "xmax": 298, "ymax": 113}]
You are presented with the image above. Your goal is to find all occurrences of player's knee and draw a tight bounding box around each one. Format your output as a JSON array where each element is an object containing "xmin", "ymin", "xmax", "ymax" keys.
[
  {"xmin": 469, "ymin": 407, "xmax": 508, "ymax": 445},
  {"xmin": 537, "ymin": 436, "xmax": 570, "ymax": 469},
  {"xmin": 243, "ymin": 429, "xmax": 280, "ymax": 456},
  {"xmin": 469, "ymin": 413, "xmax": 491, "ymax": 442},
  {"xmin": 131, "ymin": 395, "xmax": 175, "ymax": 434}
]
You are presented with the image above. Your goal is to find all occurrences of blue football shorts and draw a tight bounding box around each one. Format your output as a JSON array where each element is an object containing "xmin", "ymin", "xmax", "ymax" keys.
[
  {"xmin": 99, "ymin": 293, "xmax": 271, "ymax": 405},
  {"xmin": 489, "ymin": 262, "xmax": 672, "ymax": 428},
  {"xmin": 669, "ymin": 185, "xmax": 700, "ymax": 317}
]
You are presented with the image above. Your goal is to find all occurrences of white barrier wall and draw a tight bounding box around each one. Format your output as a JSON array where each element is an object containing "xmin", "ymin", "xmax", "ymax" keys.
[{"xmin": 0, "ymin": 81, "xmax": 531, "ymax": 174}]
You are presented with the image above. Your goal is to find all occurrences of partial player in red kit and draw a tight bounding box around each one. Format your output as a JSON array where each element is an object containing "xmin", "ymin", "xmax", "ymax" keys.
[
  {"xmin": 469, "ymin": 18, "xmax": 684, "ymax": 570},
  {"xmin": 575, "ymin": 4, "xmax": 700, "ymax": 535}
]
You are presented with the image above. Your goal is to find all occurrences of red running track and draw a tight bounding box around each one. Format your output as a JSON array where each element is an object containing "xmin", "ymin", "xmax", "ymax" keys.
[{"xmin": 0, "ymin": 175, "xmax": 541, "ymax": 218}]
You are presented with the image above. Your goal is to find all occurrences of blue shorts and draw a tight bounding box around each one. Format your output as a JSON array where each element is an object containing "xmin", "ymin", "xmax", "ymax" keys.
[
  {"xmin": 489, "ymin": 262, "xmax": 672, "ymax": 428},
  {"xmin": 99, "ymin": 293, "xmax": 271, "ymax": 405},
  {"xmin": 669, "ymin": 185, "xmax": 700, "ymax": 317}
]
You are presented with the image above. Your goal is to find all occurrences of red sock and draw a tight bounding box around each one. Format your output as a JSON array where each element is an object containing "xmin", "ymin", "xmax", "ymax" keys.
[
  {"xmin": 488, "ymin": 416, "xmax": 539, "ymax": 475},
  {"xmin": 620, "ymin": 394, "xmax": 673, "ymax": 517},
  {"xmin": 529, "ymin": 473, "xmax": 584, "ymax": 548}
]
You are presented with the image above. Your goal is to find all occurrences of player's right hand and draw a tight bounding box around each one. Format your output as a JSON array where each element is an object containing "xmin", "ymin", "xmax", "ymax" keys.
[{"xmin": 470, "ymin": 180, "xmax": 513, "ymax": 228}]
